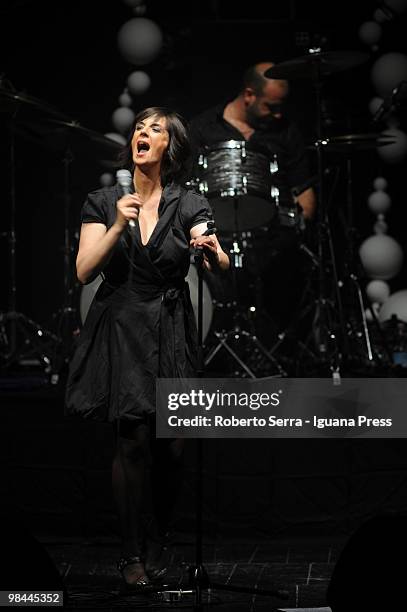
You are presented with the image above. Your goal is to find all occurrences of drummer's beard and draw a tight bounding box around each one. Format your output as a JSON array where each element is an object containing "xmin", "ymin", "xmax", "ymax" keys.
[{"xmin": 247, "ymin": 106, "xmax": 281, "ymax": 131}]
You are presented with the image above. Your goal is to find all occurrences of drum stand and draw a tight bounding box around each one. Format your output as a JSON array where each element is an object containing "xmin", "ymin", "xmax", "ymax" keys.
[
  {"xmin": 48, "ymin": 146, "xmax": 80, "ymax": 384},
  {"xmin": 303, "ymin": 61, "xmax": 349, "ymax": 379},
  {"xmin": 0, "ymin": 101, "xmax": 60, "ymax": 375},
  {"xmin": 204, "ymin": 201, "xmax": 287, "ymax": 378}
]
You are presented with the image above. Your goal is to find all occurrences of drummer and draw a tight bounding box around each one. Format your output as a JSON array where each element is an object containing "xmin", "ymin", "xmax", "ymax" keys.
[
  {"xmin": 188, "ymin": 61, "xmax": 316, "ymax": 220},
  {"xmin": 187, "ymin": 61, "xmax": 316, "ymax": 332}
]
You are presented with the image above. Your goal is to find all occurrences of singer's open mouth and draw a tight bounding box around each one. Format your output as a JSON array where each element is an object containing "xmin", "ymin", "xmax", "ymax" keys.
[{"xmin": 137, "ymin": 141, "xmax": 150, "ymax": 153}]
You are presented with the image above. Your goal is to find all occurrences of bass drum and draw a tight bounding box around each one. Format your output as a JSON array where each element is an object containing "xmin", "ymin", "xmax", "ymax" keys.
[{"xmin": 79, "ymin": 266, "xmax": 213, "ymax": 341}]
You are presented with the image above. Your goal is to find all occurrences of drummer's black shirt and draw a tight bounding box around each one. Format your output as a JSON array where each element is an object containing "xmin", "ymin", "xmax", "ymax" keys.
[{"xmin": 188, "ymin": 103, "xmax": 312, "ymax": 208}]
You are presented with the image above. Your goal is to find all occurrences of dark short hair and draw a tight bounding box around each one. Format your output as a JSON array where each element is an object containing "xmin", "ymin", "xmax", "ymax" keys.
[
  {"xmin": 241, "ymin": 65, "xmax": 267, "ymax": 96},
  {"xmin": 117, "ymin": 106, "xmax": 191, "ymax": 186}
]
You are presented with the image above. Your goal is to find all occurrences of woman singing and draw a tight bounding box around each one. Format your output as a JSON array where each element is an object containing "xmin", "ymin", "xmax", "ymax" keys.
[{"xmin": 65, "ymin": 107, "xmax": 229, "ymax": 589}]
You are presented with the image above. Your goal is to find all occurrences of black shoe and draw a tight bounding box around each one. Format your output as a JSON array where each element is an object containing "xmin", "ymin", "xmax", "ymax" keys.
[
  {"xmin": 145, "ymin": 537, "xmax": 173, "ymax": 581},
  {"xmin": 117, "ymin": 555, "xmax": 150, "ymax": 591}
]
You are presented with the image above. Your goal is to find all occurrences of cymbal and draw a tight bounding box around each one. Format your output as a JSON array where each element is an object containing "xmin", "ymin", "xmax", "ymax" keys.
[
  {"xmin": 264, "ymin": 51, "xmax": 369, "ymax": 80},
  {"xmin": 0, "ymin": 86, "xmax": 69, "ymax": 121},
  {"xmin": 17, "ymin": 118, "xmax": 124, "ymax": 156},
  {"xmin": 308, "ymin": 133, "xmax": 396, "ymax": 153}
]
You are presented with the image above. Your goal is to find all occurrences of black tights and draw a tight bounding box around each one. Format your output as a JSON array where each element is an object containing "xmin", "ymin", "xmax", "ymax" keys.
[{"xmin": 112, "ymin": 418, "xmax": 184, "ymax": 557}]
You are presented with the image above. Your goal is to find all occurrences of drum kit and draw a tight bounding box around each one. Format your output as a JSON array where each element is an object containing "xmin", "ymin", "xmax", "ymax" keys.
[
  {"xmin": 0, "ymin": 49, "xmax": 400, "ymax": 379},
  {"xmin": 187, "ymin": 49, "xmax": 399, "ymax": 377}
]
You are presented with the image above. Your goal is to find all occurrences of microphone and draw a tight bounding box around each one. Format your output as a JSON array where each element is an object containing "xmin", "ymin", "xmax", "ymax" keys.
[
  {"xmin": 116, "ymin": 168, "xmax": 135, "ymax": 228},
  {"xmin": 193, "ymin": 216, "xmax": 217, "ymax": 265}
]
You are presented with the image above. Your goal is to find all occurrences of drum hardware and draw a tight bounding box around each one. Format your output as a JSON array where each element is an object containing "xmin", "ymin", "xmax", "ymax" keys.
[
  {"xmin": 204, "ymin": 327, "xmax": 287, "ymax": 378},
  {"xmin": 196, "ymin": 140, "xmax": 277, "ymax": 232},
  {"xmin": 25, "ymin": 117, "xmax": 124, "ymax": 383},
  {"xmin": 202, "ymin": 234, "xmax": 288, "ymax": 378},
  {"xmin": 265, "ymin": 51, "xmax": 373, "ymax": 377},
  {"xmin": 230, "ymin": 235, "xmax": 244, "ymax": 269},
  {"xmin": 371, "ymin": 80, "xmax": 407, "ymax": 124},
  {"xmin": 194, "ymin": 142, "xmax": 290, "ymax": 376},
  {"xmin": 309, "ymin": 133, "xmax": 396, "ymax": 153},
  {"xmin": 264, "ymin": 50, "xmax": 369, "ymax": 80},
  {"xmin": 0, "ymin": 79, "xmax": 66, "ymax": 375}
]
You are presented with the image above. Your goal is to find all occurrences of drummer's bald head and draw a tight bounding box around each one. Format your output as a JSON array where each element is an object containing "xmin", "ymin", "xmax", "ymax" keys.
[{"xmin": 242, "ymin": 62, "xmax": 288, "ymax": 97}]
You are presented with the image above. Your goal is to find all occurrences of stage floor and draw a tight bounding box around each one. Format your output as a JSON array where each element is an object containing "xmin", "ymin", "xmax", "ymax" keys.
[{"xmin": 41, "ymin": 534, "xmax": 341, "ymax": 610}]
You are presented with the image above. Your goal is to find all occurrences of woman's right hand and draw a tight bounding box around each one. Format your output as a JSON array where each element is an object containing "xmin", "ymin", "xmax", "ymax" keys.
[{"xmin": 115, "ymin": 193, "xmax": 143, "ymax": 230}]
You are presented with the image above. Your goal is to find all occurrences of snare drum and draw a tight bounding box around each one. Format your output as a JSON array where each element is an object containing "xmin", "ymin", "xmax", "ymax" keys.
[
  {"xmin": 196, "ymin": 140, "xmax": 278, "ymax": 231},
  {"xmin": 79, "ymin": 266, "xmax": 213, "ymax": 341}
]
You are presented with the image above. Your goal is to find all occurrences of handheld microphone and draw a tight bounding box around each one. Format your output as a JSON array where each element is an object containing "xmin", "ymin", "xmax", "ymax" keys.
[
  {"xmin": 193, "ymin": 215, "xmax": 217, "ymax": 265},
  {"xmin": 116, "ymin": 169, "xmax": 135, "ymax": 228}
]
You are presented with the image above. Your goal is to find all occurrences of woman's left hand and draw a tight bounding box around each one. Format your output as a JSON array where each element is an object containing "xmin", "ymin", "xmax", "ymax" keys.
[{"xmin": 190, "ymin": 235, "xmax": 219, "ymax": 271}]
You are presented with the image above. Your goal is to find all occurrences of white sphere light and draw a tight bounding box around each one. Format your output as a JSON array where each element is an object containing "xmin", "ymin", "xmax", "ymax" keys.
[
  {"xmin": 112, "ymin": 107, "xmax": 135, "ymax": 135},
  {"xmin": 133, "ymin": 5, "xmax": 147, "ymax": 15},
  {"xmin": 366, "ymin": 280, "xmax": 391, "ymax": 304},
  {"xmin": 117, "ymin": 18, "xmax": 163, "ymax": 65},
  {"xmin": 127, "ymin": 70, "xmax": 151, "ymax": 95},
  {"xmin": 377, "ymin": 127, "xmax": 407, "ymax": 164},
  {"xmin": 373, "ymin": 176, "xmax": 388, "ymax": 190},
  {"xmin": 359, "ymin": 234, "xmax": 403, "ymax": 280},
  {"xmin": 104, "ymin": 132, "xmax": 127, "ymax": 146},
  {"xmin": 379, "ymin": 290, "xmax": 407, "ymax": 323},
  {"xmin": 119, "ymin": 91, "xmax": 133, "ymax": 107},
  {"xmin": 367, "ymin": 190, "xmax": 392, "ymax": 215},
  {"xmin": 358, "ymin": 21, "xmax": 382, "ymax": 45},
  {"xmin": 100, "ymin": 172, "xmax": 114, "ymax": 187},
  {"xmin": 371, "ymin": 52, "xmax": 407, "ymax": 98}
]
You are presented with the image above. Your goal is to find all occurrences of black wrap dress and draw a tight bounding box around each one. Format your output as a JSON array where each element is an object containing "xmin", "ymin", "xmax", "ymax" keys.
[{"xmin": 64, "ymin": 182, "xmax": 211, "ymax": 423}]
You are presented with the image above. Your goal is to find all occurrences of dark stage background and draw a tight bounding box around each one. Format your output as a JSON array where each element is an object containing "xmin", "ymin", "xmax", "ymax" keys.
[{"xmin": 1, "ymin": 0, "xmax": 407, "ymax": 542}]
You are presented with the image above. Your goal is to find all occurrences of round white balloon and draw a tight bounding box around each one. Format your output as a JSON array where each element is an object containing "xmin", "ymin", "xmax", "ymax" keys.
[
  {"xmin": 104, "ymin": 132, "xmax": 127, "ymax": 146},
  {"xmin": 366, "ymin": 280, "xmax": 391, "ymax": 304},
  {"xmin": 377, "ymin": 127, "xmax": 407, "ymax": 164},
  {"xmin": 379, "ymin": 289, "xmax": 407, "ymax": 323},
  {"xmin": 373, "ymin": 176, "xmax": 388, "ymax": 190},
  {"xmin": 112, "ymin": 107, "xmax": 135, "ymax": 135},
  {"xmin": 119, "ymin": 91, "xmax": 133, "ymax": 107},
  {"xmin": 367, "ymin": 190, "xmax": 392, "ymax": 215},
  {"xmin": 133, "ymin": 5, "xmax": 147, "ymax": 15},
  {"xmin": 127, "ymin": 70, "xmax": 151, "ymax": 95},
  {"xmin": 117, "ymin": 18, "xmax": 163, "ymax": 65},
  {"xmin": 100, "ymin": 172, "xmax": 114, "ymax": 187},
  {"xmin": 359, "ymin": 234, "xmax": 403, "ymax": 280},
  {"xmin": 359, "ymin": 21, "xmax": 382, "ymax": 45},
  {"xmin": 371, "ymin": 52, "xmax": 407, "ymax": 98}
]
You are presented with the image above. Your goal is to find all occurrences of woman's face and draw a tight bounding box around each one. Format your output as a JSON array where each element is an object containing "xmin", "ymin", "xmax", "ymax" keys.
[{"xmin": 131, "ymin": 114, "xmax": 170, "ymax": 169}]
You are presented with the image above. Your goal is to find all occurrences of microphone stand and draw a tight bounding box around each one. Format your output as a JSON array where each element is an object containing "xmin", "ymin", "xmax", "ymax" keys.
[{"xmin": 188, "ymin": 220, "xmax": 289, "ymax": 610}]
